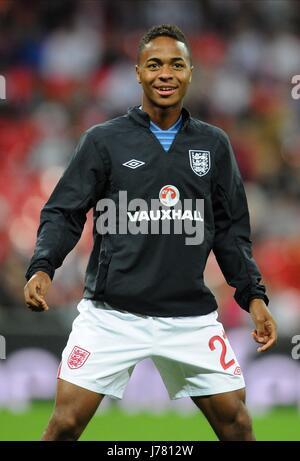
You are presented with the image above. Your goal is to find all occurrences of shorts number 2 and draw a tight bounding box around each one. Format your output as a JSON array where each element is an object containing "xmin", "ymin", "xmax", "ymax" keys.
[{"xmin": 208, "ymin": 335, "xmax": 235, "ymax": 370}]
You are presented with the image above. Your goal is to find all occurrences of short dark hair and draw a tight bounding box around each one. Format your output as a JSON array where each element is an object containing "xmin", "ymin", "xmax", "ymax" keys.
[{"xmin": 137, "ymin": 24, "xmax": 192, "ymax": 64}]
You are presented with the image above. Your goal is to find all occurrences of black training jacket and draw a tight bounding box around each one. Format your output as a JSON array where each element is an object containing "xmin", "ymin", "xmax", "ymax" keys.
[{"xmin": 25, "ymin": 106, "xmax": 269, "ymax": 316}]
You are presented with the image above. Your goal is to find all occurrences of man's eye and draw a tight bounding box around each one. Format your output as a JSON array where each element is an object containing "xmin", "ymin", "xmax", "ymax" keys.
[
  {"xmin": 174, "ymin": 63, "xmax": 184, "ymax": 68},
  {"xmin": 148, "ymin": 63, "xmax": 159, "ymax": 69}
]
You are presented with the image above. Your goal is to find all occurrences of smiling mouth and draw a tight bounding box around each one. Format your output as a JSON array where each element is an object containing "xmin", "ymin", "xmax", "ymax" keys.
[{"xmin": 154, "ymin": 87, "xmax": 178, "ymax": 97}]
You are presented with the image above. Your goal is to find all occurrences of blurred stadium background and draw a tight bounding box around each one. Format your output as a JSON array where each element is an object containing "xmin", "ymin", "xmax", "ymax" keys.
[{"xmin": 0, "ymin": 0, "xmax": 300, "ymax": 441}]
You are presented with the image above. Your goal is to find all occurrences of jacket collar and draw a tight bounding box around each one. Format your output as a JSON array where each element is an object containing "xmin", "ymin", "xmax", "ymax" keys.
[{"xmin": 127, "ymin": 105, "xmax": 191, "ymax": 129}]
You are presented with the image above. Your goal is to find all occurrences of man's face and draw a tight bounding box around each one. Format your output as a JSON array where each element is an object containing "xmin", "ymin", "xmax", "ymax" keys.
[{"xmin": 136, "ymin": 36, "xmax": 193, "ymax": 109}]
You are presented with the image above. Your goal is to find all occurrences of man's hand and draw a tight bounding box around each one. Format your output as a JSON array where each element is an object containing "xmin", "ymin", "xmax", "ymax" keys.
[
  {"xmin": 24, "ymin": 271, "xmax": 51, "ymax": 312},
  {"xmin": 249, "ymin": 298, "xmax": 277, "ymax": 352}
]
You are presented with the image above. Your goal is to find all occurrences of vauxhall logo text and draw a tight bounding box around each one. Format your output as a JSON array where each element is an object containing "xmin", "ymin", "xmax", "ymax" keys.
[{"xmin": 96, "ymin": 190, "xmax": 204, "ymax": 245}]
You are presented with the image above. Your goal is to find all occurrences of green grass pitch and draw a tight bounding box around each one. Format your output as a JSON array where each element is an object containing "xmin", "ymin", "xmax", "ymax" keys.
[{"xmin": 0, "ymin": 403, "xmax": 299, "ymax": 441}]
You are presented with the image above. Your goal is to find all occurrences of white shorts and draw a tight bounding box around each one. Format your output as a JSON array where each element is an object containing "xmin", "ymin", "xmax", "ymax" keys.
[{"xmin": 58, "ymin": 299, "xmax": 245, "ymax": 400}]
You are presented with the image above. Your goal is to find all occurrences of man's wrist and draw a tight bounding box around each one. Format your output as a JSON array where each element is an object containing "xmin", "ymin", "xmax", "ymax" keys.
[
  {"xmin": 248, "ymin": 294, "xmax": 269, "ymax": 311},
  {"xmin": 35, "ymin": 271, "xmax": 52, "ymax": 280},
  {"xmin": 25, "ymin": 262, "xmax": 54, "ymax": 281},
  {"xmin": 248, "ymin": 298, "xmax": 273, "ymax": 321}
]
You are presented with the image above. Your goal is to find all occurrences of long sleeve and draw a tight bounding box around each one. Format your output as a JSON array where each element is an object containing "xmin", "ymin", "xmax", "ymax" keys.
[
  {"xmin": 212, "ymin": 132, "xmax": 269, "ymax": 312},
  {"xmin": 25, "ymin": 130, "xmax": 107, "ymax": 281}
]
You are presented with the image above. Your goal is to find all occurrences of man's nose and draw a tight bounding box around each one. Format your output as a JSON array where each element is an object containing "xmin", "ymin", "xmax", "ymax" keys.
[{"xmin": 158, "ymin": 65, "xmax": 174, "ymax": 79}]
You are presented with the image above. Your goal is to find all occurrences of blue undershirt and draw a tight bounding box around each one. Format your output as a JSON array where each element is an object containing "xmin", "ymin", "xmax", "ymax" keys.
[{"xmin": 139, "ymin": 106, "xmax": 183, "ymax": 152}]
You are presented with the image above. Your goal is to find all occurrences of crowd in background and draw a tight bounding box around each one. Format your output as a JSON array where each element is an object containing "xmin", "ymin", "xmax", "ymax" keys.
[{"xmin": 0, "ymin": 0, "xmax": 300, "ymax": 335}]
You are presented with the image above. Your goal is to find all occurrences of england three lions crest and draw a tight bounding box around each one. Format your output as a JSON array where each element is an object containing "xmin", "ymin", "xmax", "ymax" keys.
[
  {"xmin": 189, "ymin": 150, "xmax": 211, "ymax": 177},
  {"xmin": 67, "ymin": 346, "xmax": 90, "ymax": 369}
]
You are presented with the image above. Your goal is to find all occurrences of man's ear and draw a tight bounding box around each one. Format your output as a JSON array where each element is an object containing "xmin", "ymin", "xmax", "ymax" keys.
[
  {"xmin": 135, "ymin": 64, "xmax": 141, "ymax": 84},
  {"xmin": 189, "ymin": 66, "xmax": 194, "ymax": 83}
]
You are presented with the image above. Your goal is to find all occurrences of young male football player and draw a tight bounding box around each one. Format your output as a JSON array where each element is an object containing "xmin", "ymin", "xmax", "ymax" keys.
[{"xmin": 24, "ymin": 24, "xmax": 277, "ymax": 441}]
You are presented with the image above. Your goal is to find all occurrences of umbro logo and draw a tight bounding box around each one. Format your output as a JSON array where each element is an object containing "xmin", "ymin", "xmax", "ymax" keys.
[{"xmin": 123, "ymin": 159, "xmax": 145, "ymax": 169}]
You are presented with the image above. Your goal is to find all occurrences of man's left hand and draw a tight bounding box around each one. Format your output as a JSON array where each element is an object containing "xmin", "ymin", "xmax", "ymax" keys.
[{"xmin": 249, "ymin": 299, "xmax": 277, "ymax": 353}]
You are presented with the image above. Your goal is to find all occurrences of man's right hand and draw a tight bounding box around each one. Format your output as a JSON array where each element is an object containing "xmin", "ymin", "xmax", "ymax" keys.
[{"xmin": 24, "ymin": 271, "xmax": 51, "ymax": 312}]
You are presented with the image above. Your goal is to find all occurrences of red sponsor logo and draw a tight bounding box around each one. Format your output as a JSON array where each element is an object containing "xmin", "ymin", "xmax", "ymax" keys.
[
  {"xmin": 161, "ymin": 186, "xmax": 176, "ymax": 200},
  {"xmin": 234, "ymin": 366, "xmax": 242, "ymax": 375},
  {"xmin": 159, "ymin": 185, "xmax": 180, "ymax": 207},
  {"xmin": 67, "ymin": 346, "xmax": 90, "ymax": 369}
]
